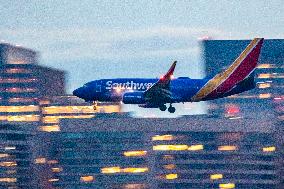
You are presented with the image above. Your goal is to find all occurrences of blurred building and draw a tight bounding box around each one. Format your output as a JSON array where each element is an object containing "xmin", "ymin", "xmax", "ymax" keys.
[
  {"xmin": 0, "ymin": 121, "xmax": 54, "ymax": 189},
  {"xmin": 45, "ymin": 115, "xmax": 281, "ymax": 189},
  {"xmin": 0, "ymin": 43, "xmax": 66, "ymax": 103},
  {"xmin": 201, "ymin": 39, "xmax": 284, "ymax": 118},
  {"xmin": 0, "ymin": 43, "xmax": 121, "ymax": 129},
  {"xmin": 0, "ymin": 43, "xmax": 122, "ymax": 188},
  {"xmin": 0, "ymin": 43, "xmax": 65, "ymax": 124},
  {"xmin": 273, "ymin": 97, "xmax": 284, "ymax": 187},
  {"xmin": 201, "ymin": 38, "xmax": 284, "ymax": 188},
  {"xmin": 39, "ymin": 96, "xmax": 121, "ymax": 132}
]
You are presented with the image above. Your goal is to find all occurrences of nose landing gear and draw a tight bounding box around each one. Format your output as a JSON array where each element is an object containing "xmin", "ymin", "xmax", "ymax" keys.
[{"xmin": 92, "ymin": 101, "xmax": 98, "ymax": 110}]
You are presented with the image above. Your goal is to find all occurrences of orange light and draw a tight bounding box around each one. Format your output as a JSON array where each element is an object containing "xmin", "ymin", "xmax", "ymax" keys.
[
  {"xmin": 0, "ymin": 162, "xmax": 17, "ymax": 167},
  {"xmin": 152, "ymin": 135, "xmax": 174, "ymax": 141},
  {"xmin": 101, "ymin": 167, "xmax": 121, "ymax": 174},
  {"xmin": 262, "ymin": 146, "xmax": 276, "ymax": 152},
  {"xmin": 115, "ymin": 87, "xmax": 122, "ymax": 93},
  {"xmin": 123, "ymin": 151, "xmax": 147, "ymax": 157},
  {"xmin": 123, "ymin": 167, "xmax": 149, "ymax": 173},
  {"xmin": 165, "ymin": 174, "xmax": 178, "ymax": 180},
  {"xmin": 39, "ymin": 125, "xmax": 60, "ymax": 132},
  {"xmin": 188, "ymin": 144, "xmax": 203, "ymax": 151},
  {"xmin": 257, "ymin": 64, "xmax": 274, "ymax": 69},
  {"xmin": 219, "ymin": 183, "xmax": 235, "ymax": 188},
  {"xmin": 258, "ymin": 73, "xmax": 271, "ymax": 79},
  {"xmin": 7, "ymin": 115, "xmax": 40, "ymax": 122},
  {"xmin": 0, "ymin": 106, "xmax": 39, "ymax": 113},
  {"xmin": 153, "ymin": 145, "xmax": 188, "ymax": 151},
  {"xmin": 258, "ymin": 83, "xmax": 271, "ymax": 89},
  {"xmin": 51, "ymin": 167, "xmax": 63, "ymax": 173},
  {"xmin": 163, "ymin": 164, "xmax": 176, "ymax": 170},
  {"xmin": 210, "ymin": 174, "xmax": 223, "ymax": 180},
  {"xmin": 80, "ymin": 175, "xmax": 94, "ymax": 182},
  {"xmin": 101, "ymin": 167, "xmax": 149, "ymax": 174},
  {"xmin": 0, "ymin": 178, "xmax": 17, "ymax": 183},
  {"xmin": 218, "ymin": 145, "xmax": 237, "ymax": 151},
  {"xmin": 35, "ymin": 158, "xmax": 46, "ymax": 164},
  {"xmin": 259, "ymin": 93, "xmax": 271, "ymax": 99}
]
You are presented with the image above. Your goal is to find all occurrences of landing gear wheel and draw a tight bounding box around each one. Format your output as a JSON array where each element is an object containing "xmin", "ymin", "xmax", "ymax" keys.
[
  {"xmin": 159, "ymin": 104, "xmax": 167, "ymax": 111},
  {"xmin": 168, "ymin": 106, "xmax": 176, "ymax": 113},
  {"xmin": 93, "ymin": 101, "xmax": 98, "ymax": 110}
]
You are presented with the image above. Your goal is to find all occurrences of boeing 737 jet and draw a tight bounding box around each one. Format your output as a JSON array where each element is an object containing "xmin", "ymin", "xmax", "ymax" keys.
[{"xmin": 73, "ymin": 38, "xmax": 264, "ymax": 113}]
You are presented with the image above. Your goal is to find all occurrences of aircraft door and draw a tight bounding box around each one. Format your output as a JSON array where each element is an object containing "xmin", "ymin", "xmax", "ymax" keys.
[{"xmin": 96, "ymin": 81, "xmax": 102, "ymax": 92}]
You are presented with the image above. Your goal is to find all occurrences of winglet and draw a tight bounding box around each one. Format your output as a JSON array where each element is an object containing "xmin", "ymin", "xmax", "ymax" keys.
[
  {"xmin": 144, "ymin": 61, "xmax": 177, "ymax": 99},
  {"xmin": 161, "ymin": 61, "xmax": 177, "ymax": 80}
]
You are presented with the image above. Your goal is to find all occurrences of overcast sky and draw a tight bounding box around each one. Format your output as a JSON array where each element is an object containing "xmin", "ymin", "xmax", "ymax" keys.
[{"xmin": 0, "ymin": 0, "xmax": 283, "ymax": 116}]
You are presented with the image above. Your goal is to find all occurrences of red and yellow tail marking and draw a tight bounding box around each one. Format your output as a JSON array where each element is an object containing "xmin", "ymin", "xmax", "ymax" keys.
[{"xmin": 191, "ymin": 38, "xmax": 264, "ymax": 102}]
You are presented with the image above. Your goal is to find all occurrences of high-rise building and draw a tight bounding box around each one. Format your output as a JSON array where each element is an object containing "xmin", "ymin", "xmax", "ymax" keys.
[
  {"xmin": 201, "ymin": 38, "xmax": 284, "ymax": 188},
  {"xmin": 0, "ymin": 43, "xmax": 66, "ymax": 124},
  {"xmin": 0, "ymin": 121, "xmax": 54, "ymax": 188},
  {"xmin": 0, "ymin": 43, "xmax": 122, "ymax": 188},
  {"xmin": 0, "ymin": 43, "xmax": 66, "ymax": 103},
  {"xmin": 0, "ymin": 43, "xmax": 121, "ymax": 129},
  {"xmin": 45, "ymin": 115, "xmax": 281, "ymax": 189}
]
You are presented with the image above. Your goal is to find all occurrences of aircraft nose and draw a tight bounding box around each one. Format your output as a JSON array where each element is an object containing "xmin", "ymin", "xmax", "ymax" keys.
[{"xmin": 73, "ymin": 87, "xmax": 84, "ymax": 98}]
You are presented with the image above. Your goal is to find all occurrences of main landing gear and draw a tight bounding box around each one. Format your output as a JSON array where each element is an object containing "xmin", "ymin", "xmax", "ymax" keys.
[
  {"xmin": 159, "ymin": 104, "xmax": 176, "ymax": 113},
  {"xmin": 159, "ymin": 104, "xmax": 167, "ymax": 111},
  {"xmin": 168, "ymin": 104, "xmax": 176, "ymax": 113}
]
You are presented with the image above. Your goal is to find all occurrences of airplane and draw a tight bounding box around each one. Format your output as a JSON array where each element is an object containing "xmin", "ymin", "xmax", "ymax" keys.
[{"xmin": 73, "ymin": 38, "xmax": 264, "ymax": 113}]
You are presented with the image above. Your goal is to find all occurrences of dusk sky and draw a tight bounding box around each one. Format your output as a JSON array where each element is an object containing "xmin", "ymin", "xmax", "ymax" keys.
[{"xmin": 0, "ymin": 1, "xmax": 283, "ymax": 116}]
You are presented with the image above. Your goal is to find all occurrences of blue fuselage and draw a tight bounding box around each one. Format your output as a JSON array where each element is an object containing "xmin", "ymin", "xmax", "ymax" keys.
[
  {"xmin": 73, "ymin": 76, "xmax": 255, "ymax": 104},
  {"xmin": 74, "ymin": 77, "xmax": 206, "ymax": 102}
]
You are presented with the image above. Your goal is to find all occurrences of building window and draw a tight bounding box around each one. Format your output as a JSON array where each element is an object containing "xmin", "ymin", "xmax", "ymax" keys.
[
  {"xmin": 80, "ymin": 175, "xmax": 94, "ymax": 182},
  {"xmin": 123, "ymin": 151, "xmax": 147, "ymax": 157},
  {"xmin": 39, "ymin": 125, "xmax": 60, "ymax": 132},
  {"xmin": 0, "ymin": 87, "xmax": 37, "ymax": 93},
  {"xmin": 152, "ymin": 135, "xmax": 174, "ymax": 141},
  {"xmin": 6, "ymin": 115, "xmax": 40, "ymax": 122},
  {"xmin": 0, "ymin": 78, "xmax": 37, "ymax": 83},
  {"xmin": 8, "ymin": 97, "xmax": 37, "ymax": 103},
  {"xmin": 0, "ymin": 106, "xmax": 39, "ymax": 112},
  {"xmin": 5, "ymin": 68, "xmax": 31, "ymax": 74},
  {"xmin": 218, "ymin": 145, "xmax": 238, "ymax": 151},
  {"xmin": 165, "ymin": 174, "xmax": 178, "ymax": 180}
]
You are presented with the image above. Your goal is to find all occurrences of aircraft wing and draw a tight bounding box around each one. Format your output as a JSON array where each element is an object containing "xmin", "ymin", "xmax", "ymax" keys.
[{"xmin": 144, "ymin": 61, "xmax": 177, "ymax": 103}]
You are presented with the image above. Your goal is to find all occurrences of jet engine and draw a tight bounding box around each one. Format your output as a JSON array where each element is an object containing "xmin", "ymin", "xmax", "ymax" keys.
[{"xmin": 122, "ymin": 92, "xmax": 146, "ymax": 104}]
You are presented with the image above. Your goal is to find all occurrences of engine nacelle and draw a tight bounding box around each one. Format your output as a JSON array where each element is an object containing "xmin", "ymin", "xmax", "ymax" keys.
[{"xmin": 122, "ymin": 92, "xmax": 146, "ymax": 104}]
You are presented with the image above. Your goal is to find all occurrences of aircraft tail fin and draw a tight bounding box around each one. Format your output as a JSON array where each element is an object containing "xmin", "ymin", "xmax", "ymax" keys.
[{"xmin": 192, "ymin": 38, "xmax": 264, "ymax": 101}]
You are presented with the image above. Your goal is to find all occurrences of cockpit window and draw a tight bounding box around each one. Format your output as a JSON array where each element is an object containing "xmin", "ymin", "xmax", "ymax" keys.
[{"xmin": 84, "ymin": 81, "xmax": 96, "ymax": 87}]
